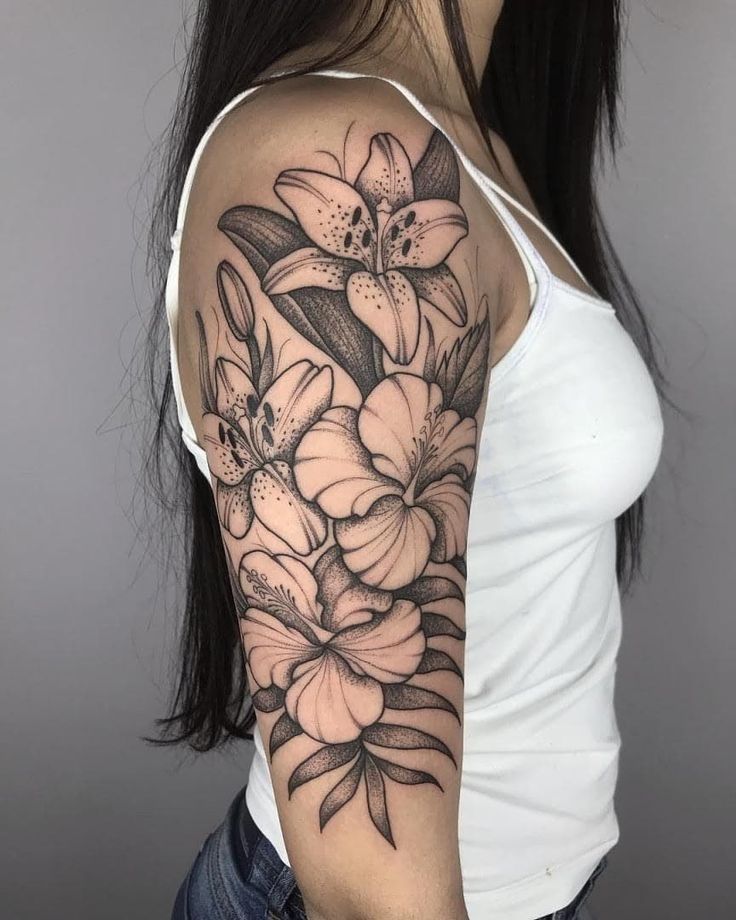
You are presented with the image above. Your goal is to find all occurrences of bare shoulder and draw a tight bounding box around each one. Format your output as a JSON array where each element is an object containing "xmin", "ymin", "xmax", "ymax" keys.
[{"xmin": 182, "ymin": 75, "xmax": 437, "ymax": 248}]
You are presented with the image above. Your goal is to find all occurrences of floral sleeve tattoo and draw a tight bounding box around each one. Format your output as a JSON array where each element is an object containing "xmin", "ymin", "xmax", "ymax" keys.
[{"xmin": 197, "ymin": 127, "xmax": 490, "ymax": 848}]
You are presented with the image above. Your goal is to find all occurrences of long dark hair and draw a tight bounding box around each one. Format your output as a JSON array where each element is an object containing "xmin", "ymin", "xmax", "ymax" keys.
[{"xmin": 145, "ymin": 0, "xmax": 664, "ymax": 751}]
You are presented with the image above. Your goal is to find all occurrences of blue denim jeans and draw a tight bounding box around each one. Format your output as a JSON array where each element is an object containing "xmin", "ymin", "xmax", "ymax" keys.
[{"xmin": 171, "ymin": 787, "xmax": 607, "ymax": 920}]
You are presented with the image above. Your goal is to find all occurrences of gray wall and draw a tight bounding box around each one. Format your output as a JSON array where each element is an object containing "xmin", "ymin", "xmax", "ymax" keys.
[
  {"xmin": 0, "ymin": 2, "xmax": 732, "ymax": 918},
  {"xmin": 0, "ymin": 4, "xmax": 245, "ymax": 919}
]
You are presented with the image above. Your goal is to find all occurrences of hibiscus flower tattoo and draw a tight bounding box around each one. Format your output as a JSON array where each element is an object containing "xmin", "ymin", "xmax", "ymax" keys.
[
  {"xmin": 240, "ymin": 545, "xmax": 464, "ymax": 843},
  {"xmin": 293, "ymin": 374, "xmax": 477, "ymax": 590},
  {"xmin": 241, "ymin": 548, "xmax": 426, "ymax": 744},
  {"xmin": 197, "ymin": 127, "xmax": 489, "ymax": 847}
]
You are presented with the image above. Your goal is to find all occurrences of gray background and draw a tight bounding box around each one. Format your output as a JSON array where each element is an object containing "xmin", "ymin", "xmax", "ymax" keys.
[{"xmin": 1, "ymin": 1, "xmax": 733, "ymax": 917}]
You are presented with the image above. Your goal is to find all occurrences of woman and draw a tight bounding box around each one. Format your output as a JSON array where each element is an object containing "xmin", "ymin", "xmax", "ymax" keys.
[{"xmin": 148, "ymin": 1, "xmax": 665, "ymax": 918}]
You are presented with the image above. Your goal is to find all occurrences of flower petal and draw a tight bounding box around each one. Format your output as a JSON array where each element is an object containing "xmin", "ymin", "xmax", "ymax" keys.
[
  {"xmin": 262, "ymin": 246, "xmax": 359, "ymax": 294},
  {"xmin": 215, "ymin": 358, "xmax": 258, "ymax": 424},
  {"xmin": 357, "ymin": 374, "xmax": 441, "ymax": 486},
  {"xmin": 355, "ymin": 133, "xmax": 414, "ymax": 212},
  {"xmin": 335, "ymin": 495, "xmax": 436, "ymax": 591},
  {"xmin": 293, "ymin": 406, "xmax": 401, "ymax": 518},
  {"xmin": 346, "ymin": 269, "xmax": 420, "ymax": 365},
  {"xmin": 216, "ymin": 478, "xmax": 254, "ymax": 539},
  {"xmin": 402, "ymin": 264, "xmax": 468, "ymax": 326},
  {"xmin": 416, "ymin": 474, "xmax": 470, "ymax": 562},
  {"xmin": 331, "ymin": 599, "xmax": 425, "ymax": 683},
  {"xmin": 250, "ymin": 460, "xmax": 327, "ymax": 556},
  {"xmin": 256, "ymin": 361, "xmax": 333, "ymax": 460},
  {"xmin": 274, "ymin": 169, "xmax": 377, "ymax": 267},
  {"xmin": 313, "ymin": 545, "xmax": 392, "ymax": 631},
  {"xmin": 415, "ymin": 410, "xmax": 477, "ymax": 493},
  {"xmin": 239, "ymin": 550, "xmax": 324, "ymax": 635},
  {"xmin": 285, "ymin": 651, "xmax": 384, "ymax": 744},
  {"xmin": 201, "ymin": 413, "xmax": 257, "ymax": 485},
  {"xmin": 383, "ymin": 199, "xmax": 468, "ymax": 270},
  {"xmin": 240, "ymin": 608, "xmax": 318, "ymax": 689}
]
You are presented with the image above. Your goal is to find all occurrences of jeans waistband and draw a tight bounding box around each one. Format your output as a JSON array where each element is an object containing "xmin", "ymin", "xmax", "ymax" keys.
[
  {"xmin": 230, "ymin": 787, "xmax": 304, "ymax": 916},
  {"xmin": 233, "ymin": 787, "xmax": 268, "ymax": 868}
]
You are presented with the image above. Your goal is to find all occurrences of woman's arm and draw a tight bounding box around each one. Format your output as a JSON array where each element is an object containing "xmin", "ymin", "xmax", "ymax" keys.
[{"xmin": 177, "ymin": 78, "xmax": 496, "ymax": 920}]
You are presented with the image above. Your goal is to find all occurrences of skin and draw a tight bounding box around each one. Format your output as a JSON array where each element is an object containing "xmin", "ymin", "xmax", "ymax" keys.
[{"xmin": 175, "ymin": 3, "xmax": 597, "ymax": 918}]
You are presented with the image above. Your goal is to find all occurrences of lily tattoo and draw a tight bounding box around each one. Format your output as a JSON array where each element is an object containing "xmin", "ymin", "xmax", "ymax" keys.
[
  {"xmin": 202, "ymin": 357, "xmax": 332, "ymax": 553},
  {"xmin": 262, "ymin": 134, "xmax": 468, "ymax": 364}
]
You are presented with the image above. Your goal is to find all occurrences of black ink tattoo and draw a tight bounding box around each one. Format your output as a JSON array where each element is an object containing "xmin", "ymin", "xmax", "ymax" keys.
[{"xmin": 197, "ymin": 128, "xmax": 489, "ymax": 847}]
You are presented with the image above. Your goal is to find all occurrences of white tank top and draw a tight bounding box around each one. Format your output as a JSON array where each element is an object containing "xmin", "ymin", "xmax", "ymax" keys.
[{"xmin": 165, "ymin": 69, "xmax": 664, "ymax": 920}]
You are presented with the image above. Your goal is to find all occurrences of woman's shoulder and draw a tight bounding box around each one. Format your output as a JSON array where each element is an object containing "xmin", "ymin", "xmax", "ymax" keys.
[
  {"xmin": 188, "ymin": 72, "xmax": 437, "ymax": 211},
  {"xmin": 180, "ymin": 70, "xmax": 513, "ymax": 328}
]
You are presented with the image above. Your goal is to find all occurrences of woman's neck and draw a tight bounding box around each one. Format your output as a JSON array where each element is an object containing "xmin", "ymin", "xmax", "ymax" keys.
[
  {"xmin": 365, "ymin": 0, "xmax": 503, "ymax": 113},
  {"xmin": 280, "ymin": 0, "xmax": 504, "ymax": 119}
]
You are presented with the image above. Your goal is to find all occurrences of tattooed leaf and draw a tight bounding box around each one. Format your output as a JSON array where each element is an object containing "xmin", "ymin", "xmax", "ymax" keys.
[
  {"xmin": 452, "ymin": 556, "xmax": 467, "ymax": 579},
  {"xmin": 273, "ymin": 288, "xmax": 381, "ymax": 397},
  {"xmin": 365, "ymin": 755, "xmax": 395, "ymax": 846},
  {"xmin": 395, "ymin": 575, "xmax": 463, "ymax": 605},
  {"xmin": 252, "ymin": 686, "xmax": 285, "ymax": 713},
  {"xmin": 416, "ymin": 648, "xmax": 463, "ymax": 679},
  {"xmin": 248, "ymin": 342, "xmax": 262, "ymax": 397},
  {"xmin": 319, "ymin": 754, "xmax": 364, "ymax": 831},
  {"xmin": 288, "ymin": 742, "xmax": 361, "ymax": 797},
  {"xmin": 269, "ymin": 711, "xmax": 303, "ymax": 758},
  {"xmin": 421, "ymin": 612, "xmax": 466, "ymax": 641},
  {"xmin": 370, "ymin": 754, "xmax": 443, "ymax": 790},
  {"xmin": 195, "ymin": 311, "xmax": 216, "ymax": 413},
  {"xmin": 228, "ymin": 554, "xmax": 248, "ymax": 616},
  {"xmin": 372, "ymin": 335, "xmax": 385, "ymax": 382},
  {"xmin": 261, "ymin": 284, "xmax": 327, "ymax": 362},
  {"xmin": 413, "ymin": 129, "xmax": 460, "ymax": 203},
  {"xmin": 423, "ymin": 319, "xmax": 437, "ymax": 382},
  {"xmin": 362, "ymin": 723, "xmax": 456, "ymax": 766},
  {"xmin": 259, "ymin": 325, "xmax": 275, "ymax": 392},
  {"xmin": 402, "ymin": 265, "xmax": 467, "ymax": 327},
  {"xmin": 434, "ymin": 316, "xmax": 491, "ymax": 416},
  {"xmin": 383, "ymin": 684, "xmax": 460, "ymax": 722},
  {"xmin": 220, "ymin": 205, "xmax": 312, "ymax": 263}
]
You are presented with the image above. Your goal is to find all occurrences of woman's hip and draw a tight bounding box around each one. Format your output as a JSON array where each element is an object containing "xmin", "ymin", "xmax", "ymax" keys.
[{"xmin": 171, "ymin": 787, "xmax": 306, "ymax": 920}]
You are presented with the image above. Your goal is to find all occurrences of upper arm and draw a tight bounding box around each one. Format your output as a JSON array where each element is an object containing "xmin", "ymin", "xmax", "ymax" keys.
[{"xmin": 177, "ymin": 78, "xmax": 495, "ymax": 920}]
